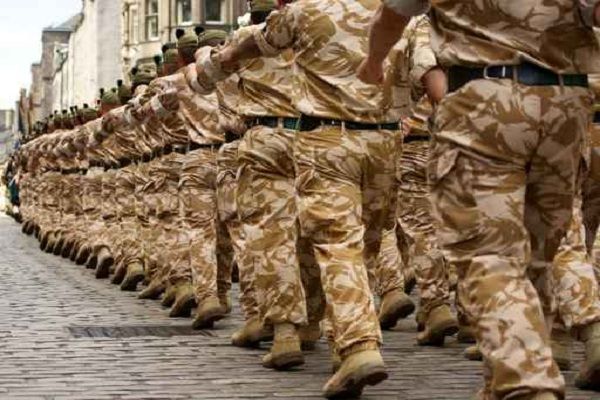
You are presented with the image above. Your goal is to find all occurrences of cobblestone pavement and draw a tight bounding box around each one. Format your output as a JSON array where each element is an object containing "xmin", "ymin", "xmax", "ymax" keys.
[{"xmin": 0, "ymin": 216, "xmax": 597, "ymax": 400}]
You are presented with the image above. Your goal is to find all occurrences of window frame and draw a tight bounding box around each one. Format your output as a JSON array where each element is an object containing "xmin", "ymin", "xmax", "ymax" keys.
[
  {"xmin": 145, "ymin": 0, "xmax": 160, "ymax": 41},
  {"xmin": 203, "ymin": 0, "xmax": 224, "ymax": 24}
]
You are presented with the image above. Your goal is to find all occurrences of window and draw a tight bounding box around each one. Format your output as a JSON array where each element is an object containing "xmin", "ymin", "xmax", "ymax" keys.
[
  {"xmin": 204, "ymin": 0, "xmax": 223, "ymax": 23},
  {"xmin": 177, "ymin": 0, "xmax": 193, "ymax": 24},
  {"xmin": 145, "ymin": 0, "xmax": 159, "ymax": 40}
]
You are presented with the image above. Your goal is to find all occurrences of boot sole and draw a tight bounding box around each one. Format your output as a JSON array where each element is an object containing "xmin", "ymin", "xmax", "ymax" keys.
[
  {"xmin": 324, "ymin": 364, "xmax": 388, "ymax": 399},
  {"xmin": 192, "ymin": 311, "xmax": 225, "ymax": 330},
  {"xmin": 138, "ymin": 286, "xmax": 165, "ymax": 300},
  {"xmin": 95, "ymin": 261, "xmax": 111, "ymax": 279},
  {"xmin": 418, "ymin": 319, "xmax": 459, "ymax": 347},
  {"xmin": 87, "ymin": 256, "xmax": 98, "ymax": 270},
  {"xmin": 61, "ymin": 242, "xmax": 74, "ymax": 258},
  {"xmin": 232, "ymin": 330, "xmax": 274, "ymax": 348},
  {"xmin": 265, "ymin": 352, "xmax": 305, "ymax": 371},
  {"xmin": 121, "ymin": 273, "xmax": 145, "ymax": 292},
  {"xmin": 380, "ymin": 300, "xmax": 415, "ymax": 330},
  {"xmin": 75, "ymin": 248, "xmax": 91, "ymax": 265},
  {"xmin": 111, "ymin": 269, "xmax": 127, "ymax": 284},
  {"xmin": 53, "ymin": 242, "xmax": 64, "ymax": 256},
  {"xmin": 169, "ymin": 296, "xmax": 196, "ymax": 318}
]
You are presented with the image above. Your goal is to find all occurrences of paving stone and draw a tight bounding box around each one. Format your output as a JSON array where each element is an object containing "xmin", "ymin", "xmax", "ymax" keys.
[{"xmin": 0, "ymin": 215, "xmax": 598, "ymax": 399}]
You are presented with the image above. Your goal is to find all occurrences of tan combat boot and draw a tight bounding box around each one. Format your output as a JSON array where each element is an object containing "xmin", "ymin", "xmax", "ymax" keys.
[
  {"xmin": 161, "ymin": 284, "xmax": 177, "ymax": 308},
  {"xmin": 464, "ymin": 344, "xmax": 483, "ymax": 361},
  {"xmin": 575, "ymin": 322, "xmax": 600, "ymax": 390},
  {"xmin": 120, "ymin": 261, "xmax": 145, "ymax": 291},
  {"xmin": 378, "ymin": 289, "xmax": 415, "ymax": 330},
  {"xmin": 21, "ymin": 220, "xmax": 32, "ymax": 235},
  {"xmin": 299, "ymin": 322, "xmax": 322, "ymax": 351},
  {"xmin": 417, "ymin": 304, "xmax": 459, "ymax": 346},
  {"xmin": 96, "ymin": 248, "xmax": 115, "ymax": 279},
  {"xmin": 138, "ymin": 277, "xmax": 166, "ymax": 300},
  {"xmin": 75, "ymin": 246, "xmax": 91, "ymax": 265},
  {"xmin": 262, "ymin": 322, "xmax": 304, "ymax": 370},
  {"xmin": 41, "ymin": 232, "xmax": 55, "ymax": 252},
  {"xmin": 168, "ymin": 282, "xmax": 196, "ymax": 317},
  {"xmin": 231, "ymin": 316, "xmax": 273, "ymax": 348},
  {"xmin": 322, "ymin": 348, "xmax": 388, "ymax": 399},
  {"xmin": 328, "ymin": 340, "xmax": 342, "ymax": 373},
  {"xmin": 192, "ymin": 296, "xmax": 226, "ymax": 329},
  {"xmin": 111, "ymin": 261, "xmax": 128, "ymax": 284},
  {"xmin": 551, "ymin": 328, "xmax": 573, "ymax": 371},
  {"xmin": 219, "ymin": 292, "xmax": 232, "ymax": 314},
  {"xmin": 52, "ymin": 237, "xmax": 65, "ymax": 256},
  {"xmin": 61, "ymin": 239, "xmax": 74, "ymax": 258}
]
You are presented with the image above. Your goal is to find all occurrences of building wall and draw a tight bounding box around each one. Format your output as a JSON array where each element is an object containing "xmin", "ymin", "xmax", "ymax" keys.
[
  {"xmin": 29, "ymin": 64, "xmax": 43, "ymax": 124},
  {"xmin": 40, "ymin": 29, "xmax": 72, "ymax": 118},
  {"xmin": 97, "ymin": 0, "xmax": 124, "ymax": 90},
  {"xmin": 122, "ymin": 0, "xmax": 248, "ymax": 76},
  {"xmin": 35, "ymin": 0, "xmax": 247, "ymax": 120}
]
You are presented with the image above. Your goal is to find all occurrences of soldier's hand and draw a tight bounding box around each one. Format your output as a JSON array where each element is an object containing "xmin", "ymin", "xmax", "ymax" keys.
[
  {"xmin": 158, "ymin": 90, "xmax": 179, "ymax": 112},
  {"xmin": 422, "ymin": 67, "xmax": 447, "ymax": 105},
  {"xmin": 357, "ymin": 58, "xmax": 384, "ymax": 85},
  {"xmin": 218, "ymin": 47, "xmax": 240, "ymax": 73}
]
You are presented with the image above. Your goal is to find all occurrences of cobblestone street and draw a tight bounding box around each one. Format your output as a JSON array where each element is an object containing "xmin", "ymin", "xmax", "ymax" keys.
[{"xmin": 0, "ymin": 215, "xmax": 597, "ymax": 400}]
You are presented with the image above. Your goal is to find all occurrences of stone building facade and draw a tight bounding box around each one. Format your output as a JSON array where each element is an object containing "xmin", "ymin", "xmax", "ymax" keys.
[{"xmin": 29, "ymin": 0, "xmax": 248, "ymax": 123}]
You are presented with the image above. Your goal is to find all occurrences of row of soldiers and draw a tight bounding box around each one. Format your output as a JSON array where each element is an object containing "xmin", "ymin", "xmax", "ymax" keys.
[{"xmin": 8, "ymin": 0, "xmax": 600, "ymax": 398}]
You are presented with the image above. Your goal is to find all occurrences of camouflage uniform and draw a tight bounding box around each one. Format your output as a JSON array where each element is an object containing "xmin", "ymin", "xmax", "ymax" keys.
[
  {"xmin": 197, "ymin": 2, "xmax": 420, "ymax": 388},
  {"xmin": 393, "ymin": 0, "xmax": 600, "ymax": 397},
  {"xmin": 140, "ymin": 64, "xmax": 228, "ymax": 319}
]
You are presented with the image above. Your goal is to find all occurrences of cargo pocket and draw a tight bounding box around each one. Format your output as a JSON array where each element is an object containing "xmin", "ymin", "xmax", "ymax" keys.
[{"xmin": 427, "ymin": 141, "xmax": 481, "ymax": 252}]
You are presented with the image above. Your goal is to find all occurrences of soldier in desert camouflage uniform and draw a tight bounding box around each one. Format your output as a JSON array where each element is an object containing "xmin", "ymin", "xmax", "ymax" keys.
[
  {"xmin": 361, "ymin": 0, "xmax": 600, "ymax": 398},
  {"xmin": 193, "ymin": 0, "xmax": 449, "ymax": 396}
]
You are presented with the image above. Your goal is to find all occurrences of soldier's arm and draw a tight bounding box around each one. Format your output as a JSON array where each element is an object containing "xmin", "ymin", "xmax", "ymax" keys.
[
  {"xmin": 195, "ymin": 7, "xmax": 298, "ymax": 91},
  {"xmin": 407, "ymin": 16, "xmax": 446, "ymax": 105},
  {"xmin": 358, "ymin": 1, "xmax": 430, "ymax": 84}
]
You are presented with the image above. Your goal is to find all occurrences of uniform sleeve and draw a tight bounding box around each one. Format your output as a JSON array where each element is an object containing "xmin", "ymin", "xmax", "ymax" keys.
[
  {"xmin": 578, "ymin": 0, "xmax": 600, "ymax": 27},
  {"xmin": 254, "ymin": 5, "xmax": 299, "ymax": 57},
  {"xmin": 408, "ymin": 16, "xmax": 437, "ymax": 90},
  {"xmin": 383, "ymin": 0, "xmax": 430, "ymax": 17}
]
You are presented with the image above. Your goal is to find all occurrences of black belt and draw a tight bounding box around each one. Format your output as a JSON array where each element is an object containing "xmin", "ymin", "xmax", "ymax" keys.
[
  {"xmin": 60, "ymin": 168, "xmax": 84, "ymax": 175},
  {"xmin": 247, "ymin": 116, "xmax": 299, "ymax": 130},
  {"xmin": 118, "ymin": 158, "xmax": 133, "ymax": 168},
  {"xmin": 448, "ymin": 62, "xmax": 588, "ymax": 93},
  {"xmin": 174, "ymin": 142, "xmax": 223, "ymax": 154},
  {"xmin": 225, "ymin": 131, "xmax": 241, "ymax": 143},
  {"xmin": 403, "ymin": 135, "xmax": 430, "ymax": 144},
  {"xmin": 594, "ymin": 111, "xmax": 600, "ymax": 124},
  {"xmin": 298, "ymin": 115, "xmax": 400, "ymax": 132}
]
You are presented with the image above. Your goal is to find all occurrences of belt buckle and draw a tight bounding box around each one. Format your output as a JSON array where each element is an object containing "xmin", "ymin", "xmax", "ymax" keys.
[{"xmin": 483, "ymin": 65, "xmax": 509, "ymax": 80}]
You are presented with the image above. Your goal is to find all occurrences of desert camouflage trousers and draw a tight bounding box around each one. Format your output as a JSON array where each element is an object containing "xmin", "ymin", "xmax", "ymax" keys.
[
  {"xmin": 396, "ymin": 139, "xmax": 450, "ymax": 318},
  {"xmin": 114, "ymin": 165, "xmax": 143, "ymax": 268},
  {"xmin": 37, "ymin": 171, "xmax": 61, "ymax": 236},
  {"xmin": 583, "ymin": 121, "xmax": 600, "ymax": 280},
  {"xmin": 583, "ymin": 175, "xmax": 600, "ymax": 282},
  {"xmin": 145, "ymin": 153, "xmax": 185, "ymax": 284},
  {"xmin": 217, "ymin": 140, "xmax": 257, "ymax": 319},
  {"xmin": 294, "ymin": 126, "xmax": 400, "ymax": 356},
  {"xmin": 93, "ymin": 169, "xmax": 118, "ymax": 257},
  {"xmin": 429, "ymin": 80, "xmax": 594, "ymax": 398},
  {"xmin": 81, "ymin": 167, "xmax": 106, "ymax": 254},
  {"xmin": 177, "ymin": 148, "xmax": 227, "ymax": 305},
  {"xmin": 237, "ymin": 125, "xmax": 324, "ymax": 327},
  {"xmin": 553, "ymin": 189, "xmax": 600, "ymax": 333}
]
